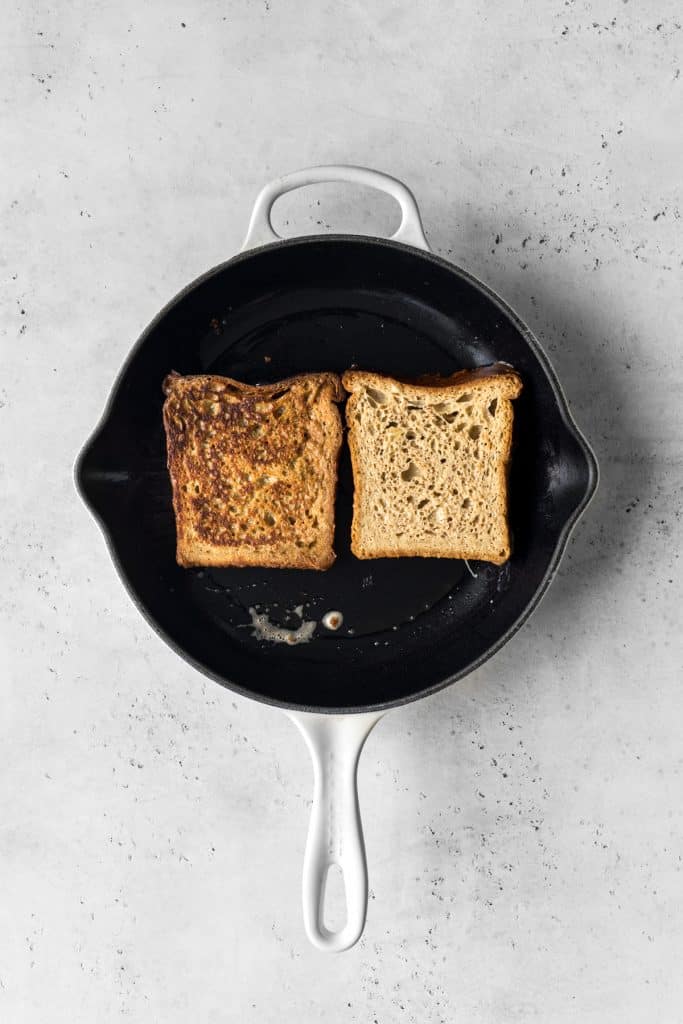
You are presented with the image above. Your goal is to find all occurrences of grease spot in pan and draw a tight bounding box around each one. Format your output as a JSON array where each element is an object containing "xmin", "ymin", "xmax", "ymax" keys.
[{"xmin": 247, "ymin": 606, "xmax": 317, "ymax": 645}]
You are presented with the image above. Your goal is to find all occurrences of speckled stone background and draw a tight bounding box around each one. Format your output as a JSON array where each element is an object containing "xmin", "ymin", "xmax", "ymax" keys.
[{"xmin": 2, "ymin": 1, "xmax": 682, "ymax": 1021}]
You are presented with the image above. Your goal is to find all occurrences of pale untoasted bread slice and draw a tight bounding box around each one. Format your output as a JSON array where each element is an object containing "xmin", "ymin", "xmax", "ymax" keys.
[
  {"xmin": 342, "ymin": 365, "xmax": 523, "ymax": 564},
  {"xmin": 163, "ymin": 372, "xmax": 343, "ymax": 569}
]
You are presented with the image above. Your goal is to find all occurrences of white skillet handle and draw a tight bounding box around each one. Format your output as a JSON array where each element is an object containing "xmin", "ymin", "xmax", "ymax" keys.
[
  {"xmin": 287, "ymin": 709, "xmax": 384, "ymax": 952},
  {"xmin": 242, "ymin": 165, "xmax": 430, "ymax": 252}
]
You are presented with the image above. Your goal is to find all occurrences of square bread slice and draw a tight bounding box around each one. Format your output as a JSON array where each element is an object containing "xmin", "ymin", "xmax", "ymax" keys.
[
  {"xmin": 342, "ymin": 365, "xmax": 523, "ymax": 564},
  {"xmin": 162, "ymin": 371, "xmax": 343, "ymax": 569}
]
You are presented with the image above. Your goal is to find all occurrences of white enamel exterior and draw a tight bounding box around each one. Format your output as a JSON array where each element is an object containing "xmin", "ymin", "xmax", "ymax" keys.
[
  {"xmin": 242, "ymin": 165, "xmax": 430, "ymax": 252},
  {"xmin": 287, "ymin": 711, "xmax": 384, "ymax": 952}
]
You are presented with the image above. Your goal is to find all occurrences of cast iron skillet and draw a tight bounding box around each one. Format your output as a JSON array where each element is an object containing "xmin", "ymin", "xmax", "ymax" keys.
[{"xmin": 76, "ymin": 167, "xmax": 598, "ymax": 951}]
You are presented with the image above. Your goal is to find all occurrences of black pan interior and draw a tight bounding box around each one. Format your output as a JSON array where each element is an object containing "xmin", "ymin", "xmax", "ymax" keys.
[{"xmin": 77, "ymin": 238, "xmax": 596, "ymax": 712}]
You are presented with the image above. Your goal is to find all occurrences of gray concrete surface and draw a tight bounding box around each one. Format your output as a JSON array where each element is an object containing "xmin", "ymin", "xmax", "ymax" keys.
[{"xmin": 1, "ymin": 1, "xmax": 682, "ymax": 1021}]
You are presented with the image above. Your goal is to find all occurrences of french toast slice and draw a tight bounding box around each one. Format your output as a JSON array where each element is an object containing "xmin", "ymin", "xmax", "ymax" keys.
[
  {"xmin": 342, "ymin": 365, "xmax": 522, "ymax": 564},
  {"xmin": 163, "ymin": 372, "xmax": 343, "ymax": 569}
]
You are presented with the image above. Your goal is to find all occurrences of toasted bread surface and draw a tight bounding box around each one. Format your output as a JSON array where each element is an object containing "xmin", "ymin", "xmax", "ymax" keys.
[
  {"xmin": 342, "ymin": 365, "xmax": 522, "ymax": 564},
  {"xmin": 163, "ymin": 372, "xmax": 343, "ymax": 569}
]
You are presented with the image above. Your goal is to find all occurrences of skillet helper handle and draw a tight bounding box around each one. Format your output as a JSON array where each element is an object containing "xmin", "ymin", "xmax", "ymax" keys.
[
  {"xmin": 242, "ymin": 165, "xmax": 430, "ymax": 252},
  {"xmin": 287, "ymin": 709, "xmax": 384, "ymax": 952}
]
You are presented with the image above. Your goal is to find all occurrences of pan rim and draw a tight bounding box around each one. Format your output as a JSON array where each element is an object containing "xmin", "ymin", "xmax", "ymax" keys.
[{"xmin": 75, "ymin": 234, "xmax": 599, "ymax": 714}]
